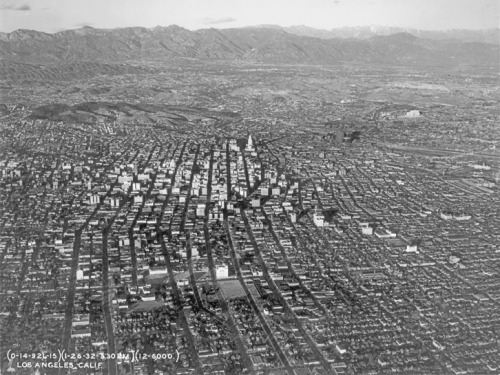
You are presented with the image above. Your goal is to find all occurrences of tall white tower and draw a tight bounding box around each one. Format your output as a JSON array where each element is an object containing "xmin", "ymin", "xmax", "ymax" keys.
[{"xmin": 246, "ymin": 134, "xmax": 254, "ymax": 151}]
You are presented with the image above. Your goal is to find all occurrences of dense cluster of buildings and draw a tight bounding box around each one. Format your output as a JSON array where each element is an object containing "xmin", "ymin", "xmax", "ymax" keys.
[{"xmin": 1, "ymin": 94, "xmax": 499, "ymax": 375}]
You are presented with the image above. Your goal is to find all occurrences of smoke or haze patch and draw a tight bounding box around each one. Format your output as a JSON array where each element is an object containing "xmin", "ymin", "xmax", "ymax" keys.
[
  {"xmin": 199, "ymin": 17, "xmax": 237, "ymax": 25},
  {"xmin": 1, "ymin": 3, "xmax": 31, "ymax": 11}
]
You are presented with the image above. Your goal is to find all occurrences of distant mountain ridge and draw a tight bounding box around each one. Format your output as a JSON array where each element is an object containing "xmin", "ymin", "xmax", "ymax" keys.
[
  {"xmin": 252, "ymin": 25, "xmax": 500, "ymax": 45},
  {"xmin": 0, "ymin": 25, "xmax": 498, "ymax": 67}
]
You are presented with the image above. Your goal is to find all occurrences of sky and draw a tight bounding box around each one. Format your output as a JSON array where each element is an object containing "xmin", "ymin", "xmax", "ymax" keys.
[{"xmin": 0, "ymin": 0, "xmax": 498, "ymax": 33}]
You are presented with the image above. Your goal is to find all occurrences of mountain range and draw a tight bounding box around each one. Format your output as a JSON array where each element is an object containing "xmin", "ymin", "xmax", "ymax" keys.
[
  {"xmin": 251, "ymin": 25, "xmax": 500, "ymax": 45},
  {"xmin": 0, "ymin": 25, "xmax": 498, "ymax": 68}
]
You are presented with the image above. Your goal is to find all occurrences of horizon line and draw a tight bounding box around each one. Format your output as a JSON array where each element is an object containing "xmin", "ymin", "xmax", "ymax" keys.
[{"xmin": 1, "ymin": 23, "xmax": 499, "ymax": 35}]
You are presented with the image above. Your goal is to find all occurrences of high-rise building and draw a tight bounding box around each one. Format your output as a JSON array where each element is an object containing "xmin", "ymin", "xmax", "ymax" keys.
[{"xmin": 246, "ymin": 134, "xmax": 254, "ymax": 151}]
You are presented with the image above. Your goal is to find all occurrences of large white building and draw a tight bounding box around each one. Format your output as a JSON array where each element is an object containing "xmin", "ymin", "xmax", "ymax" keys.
[
  {"xmin": 246, "ymin": 134, "xmax": 255, "ymax": 151},
  {"xmin": 216, "ymin": 265, "xmax": 229, "ymax": 279},
  {"xmin": 406, "ymin": 110, "xmax": 421, "ymax": 118},
  {"xmin": 313, "ymin": 212, "xmax": 325, "ymax": 227},
  {"xmin": 406, "ymin": 244, "xmax": 418, "ymax": 253},
  {"xmin": 89, "ymin": 194, "xmax": 100, "ymax": 205},
  {"xmin": 360, "ymin": 223, "xmax": 373, "ymax": 235}
]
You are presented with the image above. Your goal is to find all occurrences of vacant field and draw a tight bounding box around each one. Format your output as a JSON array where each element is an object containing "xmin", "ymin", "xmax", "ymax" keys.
[{"xmin": 219, "ymin": 279, "xmax": 246, "ymax": 299}]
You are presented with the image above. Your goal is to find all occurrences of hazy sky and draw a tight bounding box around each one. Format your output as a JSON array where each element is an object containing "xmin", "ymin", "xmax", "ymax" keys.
[{"xmin": 0, "ymin": 0, "xmax": 498, "ymax": 33}]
